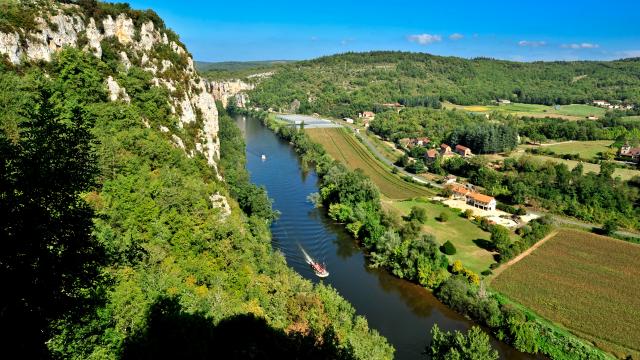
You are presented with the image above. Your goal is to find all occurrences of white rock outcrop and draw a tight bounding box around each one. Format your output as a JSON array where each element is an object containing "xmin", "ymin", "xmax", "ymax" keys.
[
  {"xmin": 207, "ymin": 79, "xmax": 254, "ymax": 107},
  {"xmin": 0, "ymin": 4, "xmax": 222, "ymax": 179},
  {"xmin": 210, "ymin": 193, "xmax": 231, "ymax": 219}
]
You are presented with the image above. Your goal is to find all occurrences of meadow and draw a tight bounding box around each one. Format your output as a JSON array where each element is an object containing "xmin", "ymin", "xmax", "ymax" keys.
[
  {"xmin": 444, "ymin": 102, "xmax": 606, "ymax": 120},
  {"xmin": 492, "ymin": 229, "xmax": 640, "ymax": 359},
  {"xmin": 306, "ymin": 128, "xmax": 433, "ymax": 199},
  {"xmin": 520, "ymin": 140, "xmax": 614, "ymax": 160},
  {"xmin": 390, "ymin": 199, "xmax": 496, "ymax": 273}
]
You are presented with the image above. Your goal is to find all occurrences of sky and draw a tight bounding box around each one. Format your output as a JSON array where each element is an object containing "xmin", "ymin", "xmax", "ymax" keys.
[{"xmin": 128, "ymin": 0, "xmax": 640, "ymax": 63}]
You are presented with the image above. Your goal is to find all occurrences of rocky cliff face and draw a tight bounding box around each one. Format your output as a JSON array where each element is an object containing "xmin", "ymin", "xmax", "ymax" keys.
[
  {"xmin": 207, "ymin": 79, "xmax": 254, "ymax": 108},
  {"xmin": 0, "ymin": 3, "xmax": 221, "ymax": 177}
]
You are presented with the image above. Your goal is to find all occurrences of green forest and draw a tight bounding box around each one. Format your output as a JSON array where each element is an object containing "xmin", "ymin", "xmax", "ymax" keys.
[
  {"xmin": 0, "ymin": 4, "xmax": 393, "ymax": 357},
  {"xmin": 247, "ymin": 51, "xmax": 640, "ymax": 118}
]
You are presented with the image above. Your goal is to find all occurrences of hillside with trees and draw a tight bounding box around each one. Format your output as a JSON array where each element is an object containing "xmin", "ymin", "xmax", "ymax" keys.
[
  {"xmin": 248, "ymin": 51, "xmax": 640, "ymax": 118},
  {"xmin": 0, "ymin": 2, "xmax": 392, "ymax": 358}
]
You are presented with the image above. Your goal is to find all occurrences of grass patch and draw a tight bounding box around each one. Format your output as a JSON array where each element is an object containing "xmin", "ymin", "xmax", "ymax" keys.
[
  {"xmin": 492, "ymin": 229, "xmax": 640, "ymax": 359},
  {"xmin": 542, "ymin": 140, "xmax": 613, "ymax": 160},
  {"xmin": 446, "ymin": 102, "xmax": 606, "ymax": 120},
  {"xmin": 306, "ymin": 127, "xmax": 433, "ymax": 199},
  {"xmin": 390, "ymin": 199, "xmax": 496, "ymax": 273}
]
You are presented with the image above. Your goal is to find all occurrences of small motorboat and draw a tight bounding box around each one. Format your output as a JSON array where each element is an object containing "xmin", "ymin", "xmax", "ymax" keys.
[
  {"xmin": 261, "ymin": 154, "xmax": 267, "ymax": 161},
  {"xmin": 299, "ymin": 243, "xmax": 329, "ymax": 278},
  {"xmin": 309, "ymin": 260, "xmax": 329, "ymax": 278}
]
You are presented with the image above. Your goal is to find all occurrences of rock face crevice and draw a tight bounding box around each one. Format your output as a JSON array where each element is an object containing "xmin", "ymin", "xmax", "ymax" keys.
[{"xmin": 0, "ymin": 4, "xmax": 221, "ymax": 179}]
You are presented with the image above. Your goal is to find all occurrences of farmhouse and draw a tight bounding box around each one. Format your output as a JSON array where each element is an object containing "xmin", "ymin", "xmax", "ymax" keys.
[
  {"xmin": 443, "ymin": 174, "xmax": 457, "ymax": 184},
  {"xmin": 425, "ymin": 149, "xmax": 438, "ymax": 162},
  {"xmin": 593, "ymin": 100, "xmax": 610, "ymax": 107},
  {"xmin": 440, "ymin": 143, "xmax": 452, "ymax": 154},
  {"xmin": 497, "ymin": 99, "xmax": 511, "ymax": 104},
  {"xmin": 620, "ymin": 143, "xmax": 640, "ymax": 162},
  {"xmin": 398, "ymin": 138, "xmax": 413, "ymax": 149},
  {"xmin": 586, "ymin": 115, "xmax": 599, "ymax": 120},
  {"xmin": 455, "ymin": 144, "xmax": 472, "ymax": 157},
  {"xmin": 416, "ymin": 137, "xmax": 430, "ymax": 146},
  {"xmin": 359, "ymin": 111, "xmax": 375, "ymax": 119},
  {"xmin": 343, "ymin": 117, "xmax": 354, "ymax": 124},
  {"xmin": 447, "ymin": 184, "xmax": 496, "ymax": 211}
]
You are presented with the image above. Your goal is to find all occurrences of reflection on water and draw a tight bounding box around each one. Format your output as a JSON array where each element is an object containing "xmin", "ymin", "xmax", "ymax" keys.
[{"xmin": 235, "ymin": 115, "xmax": 538, "ymax": 360}]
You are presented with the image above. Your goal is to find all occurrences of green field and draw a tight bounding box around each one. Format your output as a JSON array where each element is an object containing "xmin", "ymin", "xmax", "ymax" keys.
[
  {"xmin": 510, "ymin": 153, "xmax": 640, "ymax": 181},
  {"xmin": 492, "ymin": 229, "xmax": 640, "ymax": 358},
  {"xmin": 306, "ymin": 128, "xmax": 433, "ymax": 199},
  {"xmin": 390, "ymin": 199, "xmax": 496, "ymax": 273},
  {"xmin": 445, "ymin": 102, "xmax": 606, "ymax": 120},
  {"xmin": 521, "ymin": 140, "xmax": 614, "ymax": 160}
]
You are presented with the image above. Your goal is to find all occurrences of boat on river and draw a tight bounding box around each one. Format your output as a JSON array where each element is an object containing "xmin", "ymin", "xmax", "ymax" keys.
[
  {"xmin": 299, "ymin": 244, "xmax": 329, "ymax": 278},
  {"xmin": 261, "ymin": 154, "xmax": 267, "ymax": 160}
]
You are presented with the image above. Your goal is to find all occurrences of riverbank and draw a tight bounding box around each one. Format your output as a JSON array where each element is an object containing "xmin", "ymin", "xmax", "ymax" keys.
[{"xmin": 235, "ymin": 108, "xmax": 613, "ymax": 360}]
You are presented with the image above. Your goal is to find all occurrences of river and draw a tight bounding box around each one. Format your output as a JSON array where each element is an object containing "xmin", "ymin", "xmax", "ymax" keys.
[{"xmin": 235, "ymin": 114, "xmax": 536, "ymax": 360}]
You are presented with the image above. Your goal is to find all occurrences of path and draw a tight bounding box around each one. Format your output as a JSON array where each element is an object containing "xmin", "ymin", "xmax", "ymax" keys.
[{"xmin": 488, "ymin": 230, "xmax": 559, "ymax": 282}]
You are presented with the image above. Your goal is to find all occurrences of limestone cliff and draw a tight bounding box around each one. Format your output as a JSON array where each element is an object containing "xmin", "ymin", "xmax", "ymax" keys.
[
  {"xmin": 0, "ymin": 2, "xmax": 221, "ymax": 177},
  {"xmin": 207, "ymin": 79, "xmax": 254, "ymax": 108}
]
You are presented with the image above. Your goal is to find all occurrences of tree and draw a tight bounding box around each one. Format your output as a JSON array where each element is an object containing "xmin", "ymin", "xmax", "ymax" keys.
[
  {"xmin": 490, "ymin": 225, "xmax": 511, "ymax": 256},
  {"xmin": 463, "ymin": 209, "xmax": 474, "ymax": 219},
  {"xmin": 601, "ymin": 219, "xmax": 618, "ymax": 236},
  {"xmin": 409, "ymin": 206, "xmax": 427, "ymax": 223},
  {"xmin": 441, "ymin": 240, "xmax": 457, "ymax": 255},
  {"xmin": 428, "ymin": 324, "xmax": 499, "ymax": 360}
]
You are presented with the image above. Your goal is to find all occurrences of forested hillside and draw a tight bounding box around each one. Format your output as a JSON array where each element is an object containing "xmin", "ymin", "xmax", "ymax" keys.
[
  {"xmin": 0, "ymin": 1, "xmax": 392, "ymax": 358},
  {"xmin": 249, "ymin": 51, "xmax": 640, "ymax": 118}
]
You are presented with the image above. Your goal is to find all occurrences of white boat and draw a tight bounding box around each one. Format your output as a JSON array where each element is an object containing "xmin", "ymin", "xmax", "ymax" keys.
[
  {"xmin": 261, "ymin": 154, "xmax": 267, "ymax": 160},
  {"xmin": 299, "ymin": 244, "xmax": 329, "ymax": 278}
]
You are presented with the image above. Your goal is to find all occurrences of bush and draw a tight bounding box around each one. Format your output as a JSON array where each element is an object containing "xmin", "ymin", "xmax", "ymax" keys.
[
  {"xmin": 437, "ymin": 211, "xmax": 449, "ymax": 222},
  {"xmin": 481, "ymin": 269, "xmax": 492, "ymax": 276},
  {"xmin": 463, "ymin": 209, "xmax": 474, "ymax": 219},
  {"xmin": 409, "ymin": 206, "xmax": 427, "ymax": 223},
  {"xmin": 441, "ymin": 240, "xmax": 456, "ymax": 255}
]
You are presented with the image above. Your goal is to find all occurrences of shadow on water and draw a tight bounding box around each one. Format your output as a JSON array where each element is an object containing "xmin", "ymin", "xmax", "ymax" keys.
[
  {"xmin": 236, "ymin": 114, "xmax": 540, "ymax": 360},
  {"xmin": 122, "ymin": 297, "xmax": 355, "ymax": 360}
]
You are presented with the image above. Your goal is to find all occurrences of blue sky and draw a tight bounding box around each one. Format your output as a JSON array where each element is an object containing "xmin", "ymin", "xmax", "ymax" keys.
[{"xmin": 128, "ymin": 0, "xmax": 640, "ymax": 62}]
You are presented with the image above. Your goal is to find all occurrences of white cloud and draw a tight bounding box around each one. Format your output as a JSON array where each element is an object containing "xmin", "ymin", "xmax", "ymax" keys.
[
  {"xmin": 310, "ymin": 36, "xmax": 318, "ymax": 41},
  {"xmin": 407, "ymin": 34, "xmax": 442, "ymax": 45},
  {"xmin": 449, "ymin": 33, "xmax": 464, "ymax": 40},
  {"xmin": 518, "ymin": 40, "xmax": 546, "ymax": 47},
  {"xmin": 617, "ymin": 50, "xmax": 640, "ymax": 58},
  {"xmin": 561, "ymin": 43, "xmax": 600, "ymax": 49}
]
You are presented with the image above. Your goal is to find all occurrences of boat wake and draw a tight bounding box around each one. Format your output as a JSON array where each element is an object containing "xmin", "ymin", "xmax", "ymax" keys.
[{"xmin": 298, "ymin": 243, "xmax": 329, "ymax": 278}]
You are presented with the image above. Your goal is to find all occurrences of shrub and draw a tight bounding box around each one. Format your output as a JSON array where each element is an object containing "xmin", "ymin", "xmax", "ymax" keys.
[
  {"xmin": 463, "ymin": 209, "xmax": 474, "ymax": 219},
  {"xmin": 409, "ymin": 206, "xmax": 427, "ymax": 223},
  {"xmin": 437, "ymin": 211, "xmax": 449, "ymax": 222},
  {"xmin": 441, "ymin": 240, "xmax": 457, "ymax": 255}
]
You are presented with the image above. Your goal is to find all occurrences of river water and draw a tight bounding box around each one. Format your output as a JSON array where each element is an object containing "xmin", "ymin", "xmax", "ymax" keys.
[{"xmin": 235, "ymin": 115, "xmax": 535, "ymax": 360}]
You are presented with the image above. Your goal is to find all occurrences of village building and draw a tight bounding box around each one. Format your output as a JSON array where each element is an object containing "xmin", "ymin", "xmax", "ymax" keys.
[
  {"xmin": 425, "ymin": 149, "xmax": 438, "ymax": 163},
  {"xmin": 620, "ymin": 143, "xmax": 640, "ymax": 162},
  {"xmin": 455, "ymin": 144, "xmax": 472, "ymax": 157},
  {"xmin": 593, "ymin": 100, "xmax": 610, "ymax": 107},
  {"xmin": 416, "ymin": 137, "xmax": 430, "ymax": 146},
  {"xmin": 359, "ymin": 111, "xmax": 375, "ymax": 119},
  {"xmin": 343, "ymin": 117, "xmax": 354, "ymax": 124},
  {"xmin": 447, "ymin": 184, "xmax": 496, "ymax": 211},
  {"xmin": 443, "ymin": 174, "xmax": 457, "ymax": 184},
  {"xmin": 587, "ymin": 115, "xmax": 599, "ymax": 120},
  {"xmin": 440, "ymin": 143, "xmax": 452, "ymax": 154},
  {"xmin": 399, "ymin": 138, "xmax": 413, "ymax": 149},
  {"xmin": 497, "ymin": 99, "xmax": 511, "ymax": 104}
]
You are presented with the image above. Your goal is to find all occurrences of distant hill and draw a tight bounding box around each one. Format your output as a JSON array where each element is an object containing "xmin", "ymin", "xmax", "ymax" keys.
[
  {"xmin": 248, "ymin": 51, "xmax": 640, "ymax": 118},
  {"xmin": 196, "ymin": 60, "xmax": 295, "ymax": 79}
]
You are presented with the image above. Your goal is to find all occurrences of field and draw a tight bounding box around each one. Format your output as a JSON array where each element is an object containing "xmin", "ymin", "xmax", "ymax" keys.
[
  {"xmin": 520, "ymin": 140, "xmax": 614, "ymax": 160},
  {"xmin": 510, "ymin": 152, "xmax": 640, "ymax": 181},
  {"xmin": 306, "ymin": 128, "xmax": 433, "ymax": 199},
  {"xmin": 444, "ymin": 102, "xmax": 606, "ymax": 120},
  {"xmin": 492, "ymin": 229, "xmax": 640, "ymax": 358},
  {"xmin": 390, "ymin": 199, "xmax": 496, "ymax": 273}
]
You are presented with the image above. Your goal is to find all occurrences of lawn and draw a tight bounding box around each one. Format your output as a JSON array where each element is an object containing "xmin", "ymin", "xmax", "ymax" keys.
[
  {"xmin": 390, "ymin": 199, "xmax": 496, "ymax": 273},
  {"xmin": 492, "ymin": 229, "xmax": 640, "ymax": 359},
  {"xmin": 444, "ymin": 102, "xmax": 606, "ymax": 120},
  {"xmin": 510, "ymin": 153, "xmax": 640, "ymax": 181},
  {"xmin": 306, "ymin": 127, "xmax": 433, "ymax": 199}
]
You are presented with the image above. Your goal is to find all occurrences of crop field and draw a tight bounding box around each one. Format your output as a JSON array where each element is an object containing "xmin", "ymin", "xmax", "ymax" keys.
[
  {"xmin": 306, "ymin": 128, "xmax": 433, "ymax": 199},
  {"xmin": 492, "ymin": 229, "xmax": 640, "ymax": 358},
  {"xmin": 390, "ymin": 199, "xmax": 495, "ymax": 273},
  {"xmin": 509, "ymin": 153, "xmax": 640, "ymax": 181},
  {"xmin": 445, "ymin": 102, "xmax": 606, "ymax": 120},
  {"xmin": 520, "ymin": 140, "xmax": 614, "ymax": 160}
]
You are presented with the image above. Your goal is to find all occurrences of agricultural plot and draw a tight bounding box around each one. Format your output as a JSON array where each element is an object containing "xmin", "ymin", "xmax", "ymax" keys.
[
  {"xmin": 306, "ymin": 128, "xmax": 433, "ymax": 199},
  {"xmin": 492, "ymin": 229, "xmax": 640, "ymax": 358},
  {"xmin": 390, "ymin": 199, "xmax": 496, "ymax": 273}
]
